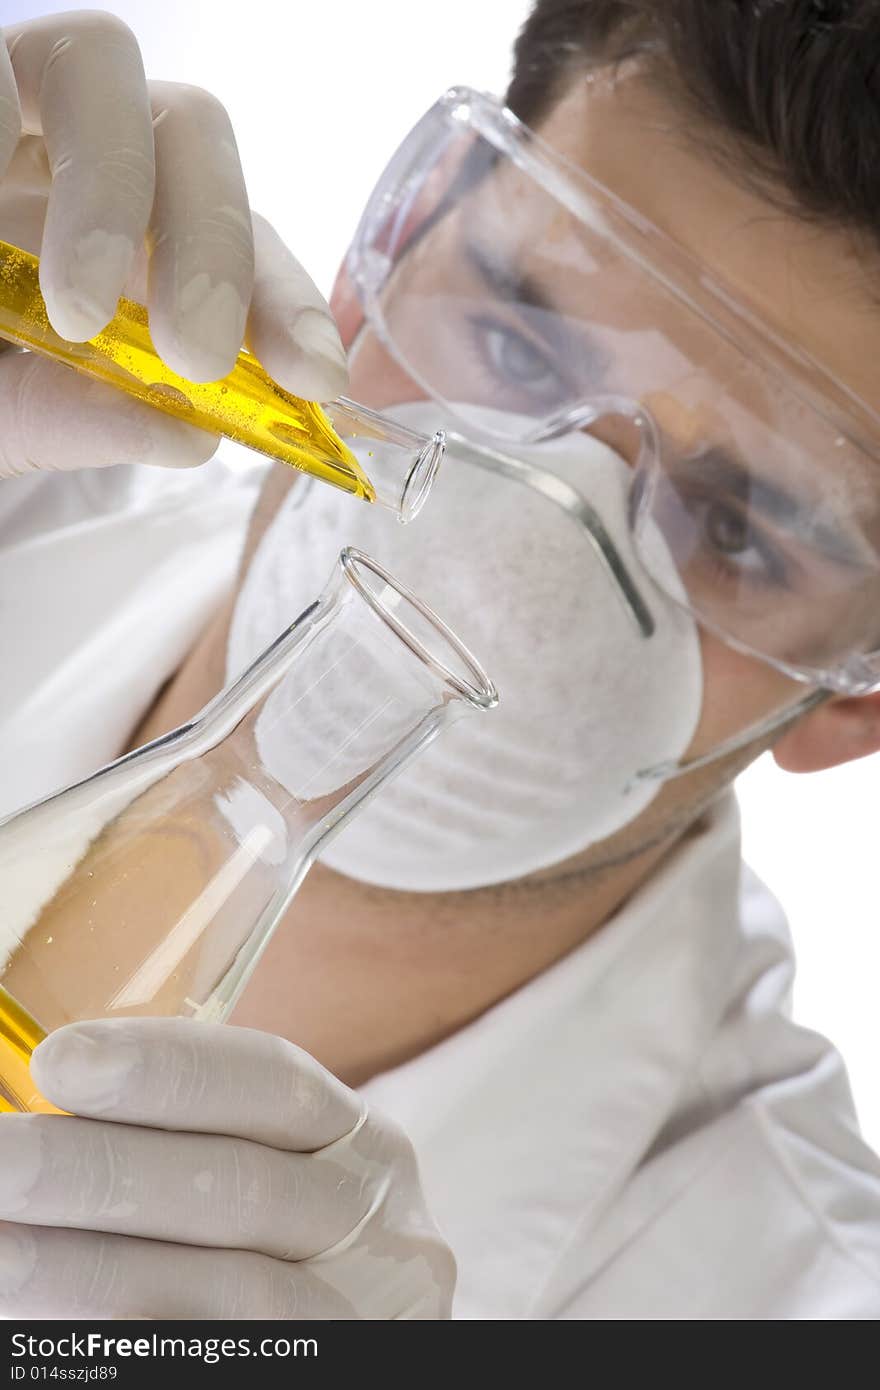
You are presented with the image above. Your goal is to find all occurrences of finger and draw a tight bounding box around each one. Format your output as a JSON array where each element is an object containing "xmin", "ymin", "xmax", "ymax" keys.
[
  {"xmin": 0, "ymin": 1113, "xmax": 372, "ymax": 1260},
  {"xmin": 147, "ymin": 81, "xmax": 254, "ymax": 383},
  {"xmin": 5, "ymin": 12, "xmax": 155, "ymax": 341},
  {"xmin": 0, "ymin": 167, "xmax": 150, "ymax": 352},
  {"xmin": 31, "ymin": 1018, "xmax": 361, "ymax": 1149},
  {"xmin": 2, "ymin": 136, "xmax": 145, "ymax": 300},
  {"xmin": 0, "ymin": 37, "xmax": 22, "ymax": 181},
  {"xmin": 0, "ymin": 353, "xmax": 218, "ymax": 477},
  {"xmin": 248, "ymin": 212, "xmax": 348, "ymax": 402},
  {"xmin": 0, "ymin": 1221, "xmax": 354, "ymax": 1319}
]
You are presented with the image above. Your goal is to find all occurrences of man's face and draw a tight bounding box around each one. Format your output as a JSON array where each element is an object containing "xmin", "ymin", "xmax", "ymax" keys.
[{"xmin": 317, "ymin": 66, "xmax": 880, "ymax": 879}]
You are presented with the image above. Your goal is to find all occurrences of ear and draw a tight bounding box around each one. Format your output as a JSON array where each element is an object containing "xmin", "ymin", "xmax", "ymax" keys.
[{"xmin": 773, "ymin": 691, "xmax": 880, "ymax": 773}]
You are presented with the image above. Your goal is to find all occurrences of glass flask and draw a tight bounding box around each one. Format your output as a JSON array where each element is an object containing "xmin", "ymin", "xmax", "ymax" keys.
[{"xmin": 0, "ymin": 548, "xmax": 497, "ymax": 1114}]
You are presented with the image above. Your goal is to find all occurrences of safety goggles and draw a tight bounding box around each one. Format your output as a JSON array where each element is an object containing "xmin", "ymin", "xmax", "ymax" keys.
[{"xmin": 342, "ymin": 87, "xmax": 880, "ymax": 696}]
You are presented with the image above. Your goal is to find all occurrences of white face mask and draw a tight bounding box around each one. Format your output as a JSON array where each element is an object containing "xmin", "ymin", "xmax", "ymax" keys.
[{"xmin": 227, "ymin": 404, "xmax": 703, "ymax": 892}]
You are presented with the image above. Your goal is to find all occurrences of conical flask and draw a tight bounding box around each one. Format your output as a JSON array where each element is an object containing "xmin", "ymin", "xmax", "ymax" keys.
[{"xmin": 0, "ymin": 548, "xmax": 497, "ymax": 1114}]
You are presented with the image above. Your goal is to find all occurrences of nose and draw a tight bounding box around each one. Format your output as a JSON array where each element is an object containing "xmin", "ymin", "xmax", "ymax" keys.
[{"xmin": 444, "ymin": 428, "xmax": 656, "ymax": 639}]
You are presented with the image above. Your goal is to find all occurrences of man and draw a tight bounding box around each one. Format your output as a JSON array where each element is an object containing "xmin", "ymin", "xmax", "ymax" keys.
[{"xmin": 1, "ymin": 1, "xmax": 879, "ymax": 1318}]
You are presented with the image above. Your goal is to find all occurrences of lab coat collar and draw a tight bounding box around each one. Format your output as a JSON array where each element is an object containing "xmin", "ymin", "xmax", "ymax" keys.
[{"xmin": 360, "ymin": 792, "xmax": 744, "ymax": 1318}]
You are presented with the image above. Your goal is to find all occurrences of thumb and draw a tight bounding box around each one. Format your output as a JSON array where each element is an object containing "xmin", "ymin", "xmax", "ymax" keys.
[{"xmin": 0, "ymin": 351, "xmax": 218, "ymax": 477}]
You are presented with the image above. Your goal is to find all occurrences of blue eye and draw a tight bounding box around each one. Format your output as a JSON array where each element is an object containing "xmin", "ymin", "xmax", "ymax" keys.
[
  {"xmin": 484, "ymin": 324, "xmax": 555, "ymax": 386},
  {"xmin": 469, "ymin": 315, "xmax": 567, "ymax": 405}
]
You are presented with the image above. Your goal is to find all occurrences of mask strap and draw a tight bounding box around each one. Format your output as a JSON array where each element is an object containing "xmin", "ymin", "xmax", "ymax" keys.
[{"xmin": 629, "ymin": 686, "xmax": 829, "ymax": 789}]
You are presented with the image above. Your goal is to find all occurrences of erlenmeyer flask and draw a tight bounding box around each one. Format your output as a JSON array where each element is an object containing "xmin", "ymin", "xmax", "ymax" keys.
[{"xmin": 0, "ymin": 548, "xmax": 497, "ymax": 1114}]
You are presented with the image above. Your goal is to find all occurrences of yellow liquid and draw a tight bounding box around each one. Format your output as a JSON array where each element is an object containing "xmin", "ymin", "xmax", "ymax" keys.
[
  {"xmin": 0, "ymin": 983, "xmax": 61, "ymax": 1115},
  {"xmin": 0, "ymin": 238, "xmax": 375, "ymax": 501}
]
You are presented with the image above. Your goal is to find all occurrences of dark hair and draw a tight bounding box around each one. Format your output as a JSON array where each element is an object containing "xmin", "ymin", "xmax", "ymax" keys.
[{"xmin": 507, "ymin": 1, "xmax": 880, "ymax": 238}]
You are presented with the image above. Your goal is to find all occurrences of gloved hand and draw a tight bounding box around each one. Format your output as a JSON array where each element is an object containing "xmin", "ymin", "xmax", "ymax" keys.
[
  {"xmin": 0, "ymin": 10, "xmax": 348, "ymax": 477},
  {"xmin": 0, "ymin": 1018, "xmax": 455, "ymax": 1319}
]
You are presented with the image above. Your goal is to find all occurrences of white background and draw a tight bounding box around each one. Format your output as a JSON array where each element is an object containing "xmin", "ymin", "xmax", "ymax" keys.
[{"xmin": 6, "ymin": 0, "xmax": 879, "ymax": 1148}]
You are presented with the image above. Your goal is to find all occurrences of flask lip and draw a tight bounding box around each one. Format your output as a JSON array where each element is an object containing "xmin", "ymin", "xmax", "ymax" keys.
[{"xmin": 339, "ymin": 547, "xmax": 498, "ymax": 711}]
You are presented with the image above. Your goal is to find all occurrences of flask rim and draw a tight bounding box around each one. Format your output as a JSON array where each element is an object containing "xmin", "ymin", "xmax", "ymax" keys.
[{"xmin": 339, "ymin": 547, "xmax": 498, "ymax": 711}]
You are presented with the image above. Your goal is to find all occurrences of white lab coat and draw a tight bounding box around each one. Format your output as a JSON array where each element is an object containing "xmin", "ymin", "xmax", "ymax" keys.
[{"xmin": 1, "ymin": 461, "xmax": 879, "ymax": 1320}]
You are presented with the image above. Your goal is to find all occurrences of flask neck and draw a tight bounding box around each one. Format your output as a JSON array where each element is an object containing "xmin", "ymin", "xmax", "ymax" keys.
[{"xmin": 213, "ymin": 586, "xmax": 459, "ymax": 893}]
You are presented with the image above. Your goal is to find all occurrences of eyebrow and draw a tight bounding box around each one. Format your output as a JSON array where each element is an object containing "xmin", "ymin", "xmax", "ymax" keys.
[
  {"xmin": 677, "ymin": 449, "xmax": 876, "ymax": 569},
  {"xmin": 463, "ymin": 239, "xmax": 559, "ymax": 315}
]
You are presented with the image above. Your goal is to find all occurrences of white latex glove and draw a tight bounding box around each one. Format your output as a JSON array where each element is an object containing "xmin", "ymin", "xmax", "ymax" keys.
[
  {"xmin": 0, "ymin": 10, "xmax": 348, "ymax": 478},
  {"xmin": 0, "ymin": 1018, "xmax": 455, "ymax": 1319}
]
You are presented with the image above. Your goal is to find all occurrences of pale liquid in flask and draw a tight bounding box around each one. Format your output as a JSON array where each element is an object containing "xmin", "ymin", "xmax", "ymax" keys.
[{"xmin": 0, "ymin": 749, "xmax": 284, "ymax": 1115}]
